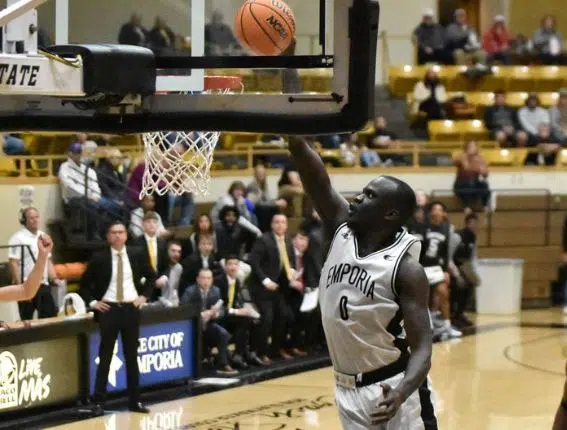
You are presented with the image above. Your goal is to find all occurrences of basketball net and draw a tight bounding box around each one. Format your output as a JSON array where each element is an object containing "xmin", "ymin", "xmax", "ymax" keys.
[{"xmin": 140, "ymin": 76, "xmax": 243, "ymax": 198}]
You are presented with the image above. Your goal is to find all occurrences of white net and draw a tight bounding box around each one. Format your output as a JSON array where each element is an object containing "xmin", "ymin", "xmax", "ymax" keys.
[{"xmin": 140, "ymin": 76, "xmax": 242, "ymax": 198}]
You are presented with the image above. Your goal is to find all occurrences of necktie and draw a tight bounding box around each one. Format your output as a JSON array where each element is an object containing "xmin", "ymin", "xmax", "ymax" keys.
[
  {"xmin": 149, "ymin": 239, "xmax": 157, "ymax": 272},
  {"xmin": 228, "ymin": 279, "xmax": 236, "ymax": 309},
  {"xmin": 277, "ymin": 236, "xmax": 293, "ymax": 281},
  {"xmin": 116, "ymin": 252, "xmax": 124, "ymax": 303}
]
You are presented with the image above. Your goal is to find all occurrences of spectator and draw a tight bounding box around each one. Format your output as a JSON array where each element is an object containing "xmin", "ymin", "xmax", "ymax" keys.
[
  {"xmin": 76, "ymin": 133, "xmax": 98, "ymax": 167},
  {"xmin": 58, "ymin": 143, "xmax": 120, "ymax": 238},
  {"xmin": 249, "ymin": 214, "xmax": 295, "ymax": 364},
  {"xmin": 132, "ymin": 211, "xmax": 169, "ymax": 300},
  {"xmin": 179, "ymin": 235, "xmax": 222, "ymax": 297},
  {"xmin": 125, "ymin": 160, "xmax": 168, "ymax": 218},
  {"xmin": 453, "ymin": 140, "xmax": 490, "ymax": 214},
  {"xmin": 180, "ymin": 268, "xmax": 238, "ymax": 375},
  {"xmin": 205, "ymin": 10, "xmax": 240, "ymax": 56},
  {"xmin": 96, "ymin": 148, "xmax": 127, "ymax": 207},
  {"xmin": 532, "ymin": 15, "xmax": 566, "ymax": 65},
  {"xmin": 189, "ymin": 213, "xmax": 216, "ymax": 253},
  {"xmin": 451, "ymin": 214, "xmax": 480, "ymax": 328},
  {"xmin": 129, "ymin": 195, "xmax": 169, "ymax": 239},
  {"xmin": 482, "ymin": 15, "xmax": 512, "ymax": 64},
  {"xmin": 368, "ymin": 116, "xmax": 405, "ymax": 165},
  {"xmin": 413, "ymin": 8, "xmax": 448, "ymax": 65},
  {"xmin": 8, "ymin": 207, "xmax": 61, "ymax": 320},
  {"xmin": 2, "ymin": 134, "xmax": 27, "ymax": 155},
  {"xmin": 359, "ymin": 146, "xmax": 382, "ymax": 168},
  {"xmin": 216, "ymin": 256, "xmax": 260, "ymax": 369},
  {"xmin": 148, "ymin": 16, "xmax": 176, "ymax": 54},
  {"xmin": 211, "ymin": 181, "xmax": 262, "ymax": 237},
  {"xmin": 247, "ymin": 164, "xmax": 287, "ymax": 231},
  {"xmin": 215, "ymin": 205, "xmax": 257, "ymax": 261},
  {"xmin": 118, "ymin": 13, "xmax": 147, "ymax": 46},
  {"xmin": 411, "ymin": 68, "xmax": 447, "ymax": 121},
  {"xmin": 484, "ymin": 90, "xmax": 528, "ymax": 147},
  {"xmin": 277, "ymin": 164, "xmax": 309, "ymax": 218},
  {"xmin": 518, "ymin": 94, "xmax": 551, "ymax": 141},
  {"xmin": 550, "ymin": 88, "xmax": 567, "ymax": 144},
  {"xmin": 145, "ymin": 241, "xmax": 183, "ymax": 309},
  {"xmin": 445, "ymin": 9, "xmax": 487, "ymax": 65},
  {"xmin": 339, "ymin": 133, "xmax": 360, "ymax": 167},
  {"xmin": 526, "ymin": 123, "xmax": 562, "ymax": 166}
]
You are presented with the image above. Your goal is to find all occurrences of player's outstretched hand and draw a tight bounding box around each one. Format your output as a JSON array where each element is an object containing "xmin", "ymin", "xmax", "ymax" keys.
[
  {"xmin": 371, "ymin": 383, "xmax": 403, "ymax": 425},
  {"xmin": 37, "ymin": 234, "xmax": 53, "ymax": 255}
]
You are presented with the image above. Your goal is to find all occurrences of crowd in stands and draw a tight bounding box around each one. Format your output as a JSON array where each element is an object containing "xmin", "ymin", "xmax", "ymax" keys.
[{"xmin": 413, "ymin": 9, "xmax": 566, "ymax": 66}]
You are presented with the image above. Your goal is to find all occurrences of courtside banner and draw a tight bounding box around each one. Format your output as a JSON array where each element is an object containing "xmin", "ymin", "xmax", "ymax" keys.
[
  {"xmin": 88, "ymin": 320, "xmax": 194, "ymax": 393},
  {"xmin": 0, "ymin": 337, "xmax": 80, "ymax": 412}
]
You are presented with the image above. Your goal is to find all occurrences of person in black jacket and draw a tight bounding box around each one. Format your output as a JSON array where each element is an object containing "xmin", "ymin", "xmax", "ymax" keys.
[
  {"xmin": 249, "ymin": 214, "xmax": 296, "ymax": 364},
  {"xmin": 215, "ymin": 205, "xmax": 257, "ymax": 261},
  {"xmin": 179, "ymin": 235, "xmax": 222, "ymax": 297},
  {"xmin": 484, "ymin": 90, "xmax": 528, "ymax": 147},
  {"xmin": 96, "ymin": 149, "xmax": 127, "ymax": 205},
  {"xmin": 118, "ymin": 14, "xmax": 147, "ymax": 46},
  {"xmin": 79, "ymin": 221, "xmax": 155, "ymax": 416}
]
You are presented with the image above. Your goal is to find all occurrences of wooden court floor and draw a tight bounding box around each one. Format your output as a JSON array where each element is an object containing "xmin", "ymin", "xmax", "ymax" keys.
[{"xmin": 49, "ymin": 310, "xmax": 567, "ymax": 430}]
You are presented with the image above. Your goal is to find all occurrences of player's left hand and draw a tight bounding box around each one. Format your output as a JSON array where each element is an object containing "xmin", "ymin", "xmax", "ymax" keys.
[{"xmin": 371, "ymin": 383, "xmax": 403, "ymax": 425}]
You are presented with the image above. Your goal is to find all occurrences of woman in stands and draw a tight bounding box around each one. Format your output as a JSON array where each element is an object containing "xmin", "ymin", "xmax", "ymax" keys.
[
  {"xmin": 189, "ymin": 214, "xmax": 216, "ymax": 252},
  {"xmin": 453, "ymin": 139, "xmax": 491, "ymax": 215},
  {"xmin": 0, "ymin": 234, "xmax": 52, "ymax": 302},
  {"xmin": 411, "ymin": 68, "xmax": 447, "ymax": 122}
]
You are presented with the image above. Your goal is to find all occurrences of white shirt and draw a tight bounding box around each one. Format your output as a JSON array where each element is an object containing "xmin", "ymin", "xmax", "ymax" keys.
[
  {"xmin": 102, "ymin": 248, "xmax": 138, "ymax": 303},
  {"xmin": 201, "ymin": 255, "xmax": 210, "ymax": 269},
  {"xmin": 319, "ymin": 225, "xmax": 421, "ymax": 374},
  {"xmin": 129, "ymin": 208, "xmax": 166, "ymax": 238},
  {"xmin": 58, "ymin": 159, "xmax": 101, "ymax": 203},
  {"xmin": 8, "ymin": 228, "xmax": 50, "ymax": 283}
]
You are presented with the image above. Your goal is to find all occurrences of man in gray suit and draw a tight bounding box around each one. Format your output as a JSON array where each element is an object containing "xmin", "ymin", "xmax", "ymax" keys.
[{"xmin": 180, "ymin": 268, "xmax": 238, "ymax": 375}]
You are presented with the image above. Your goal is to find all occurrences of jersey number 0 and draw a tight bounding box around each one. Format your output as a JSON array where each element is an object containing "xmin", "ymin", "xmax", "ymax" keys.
[{"xmin": 339, "ymin": 296, "xmax": 349, "ymax": 320}]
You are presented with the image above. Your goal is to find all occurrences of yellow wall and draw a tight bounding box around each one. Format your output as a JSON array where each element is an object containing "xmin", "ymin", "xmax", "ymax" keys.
[{"xmin": 509, "ymin": 0, "xmax": 567, "ymax": 36}]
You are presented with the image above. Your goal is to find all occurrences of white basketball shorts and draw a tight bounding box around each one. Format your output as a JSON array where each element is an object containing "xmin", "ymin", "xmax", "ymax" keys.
[{"xmin": 334, "ymin": 372, "xmax": 438, "ymax": 430}]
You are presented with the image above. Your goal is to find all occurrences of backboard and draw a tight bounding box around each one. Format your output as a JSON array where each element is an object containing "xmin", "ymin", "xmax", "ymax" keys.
[{"xmin": 0, "ymin": 0, "xmax": 379, "ymax": 134}]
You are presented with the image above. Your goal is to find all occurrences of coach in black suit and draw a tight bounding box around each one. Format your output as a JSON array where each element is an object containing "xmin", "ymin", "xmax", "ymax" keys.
[
  {"xmin": 215, "ymin": 256, "xmax": 261, "ymax": 368},
  {"xmin": 249, "ymin": 214, "xmax": 296, "ymax": 364},
  {"xmin": 179, "ymin": 235, "xmax": 222, "ymax": 297},
  {"xmin": 79, "ymin": 221, "xmax": 155, "ymax": 416}
]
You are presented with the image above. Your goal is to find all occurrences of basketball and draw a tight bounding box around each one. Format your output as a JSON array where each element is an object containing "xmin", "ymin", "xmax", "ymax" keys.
[{"xmin": 234, "ymin": 0, "xmax": 296, "ymax": 56}]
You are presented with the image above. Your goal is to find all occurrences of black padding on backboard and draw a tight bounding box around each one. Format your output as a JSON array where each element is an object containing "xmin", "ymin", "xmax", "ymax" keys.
[{"xmin": 49, "ymin": 44, "xmax": 156, "ymax": 96}]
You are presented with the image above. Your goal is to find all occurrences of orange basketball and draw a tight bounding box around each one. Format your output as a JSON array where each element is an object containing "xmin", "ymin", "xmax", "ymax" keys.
[{"xmin": 234, "ymin": 0, "xmax": 296, "ymax": 56}]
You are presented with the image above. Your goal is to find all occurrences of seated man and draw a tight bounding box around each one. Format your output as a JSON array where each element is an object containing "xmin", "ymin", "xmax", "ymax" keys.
[
  {"xmin": 518, "ymin": 94, "xmax": 550, "ymax": 142},
  {"xmin": 484, "ymin": 90, "xmax": 528, "ymax": 147},
  {"xmin": 525, "ymin": 123, "xmax": 562, "ymax": 166},
  {"xmin": 180, "ymin": 268, "xmax": 238, "ymax": 376},
  {"xmin": 445, "ymin": 9, "xmax": 487, "ymax": 65},
  {"xmin": 412, "ymin": 9, "xmax": 448, "ymax": 65},
  {"xmin": 215, "ymin": 256, "xmax": 262, "ymax": 368}
]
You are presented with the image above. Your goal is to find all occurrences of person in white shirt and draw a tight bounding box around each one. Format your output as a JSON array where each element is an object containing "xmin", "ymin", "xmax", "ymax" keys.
[
  {"xmin": 129, "ymin": 195, "xmax": 169, "ymax": 238},
  {"xmin": 58, "ymin": 143, "xmax": 122, "ymax": 239},
  {"xmin": 1, "ymin": 234, "xmax": 53, "ymax": 303},
  {"xmin": 8, "ymin": 207, "xmax": 62, "ymax": 319}
]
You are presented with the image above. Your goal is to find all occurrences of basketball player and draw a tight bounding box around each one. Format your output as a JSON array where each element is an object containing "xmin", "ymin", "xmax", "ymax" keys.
[
  {"xmin": 288, "ymin": 137, "xmax": 437, "ymax": 429},
  {"xmin": 552, "ymin": 362, "xmax": 567, "ymax": 430},
  {"xmin": 0, "ymin": 234, "xmax": 53, "ymax": 302}
]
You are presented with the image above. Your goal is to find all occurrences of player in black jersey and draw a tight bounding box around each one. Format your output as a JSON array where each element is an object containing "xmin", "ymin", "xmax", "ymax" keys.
[{"xmin": 422, "ymin": 202, "xmax": 462, "ymax": 339}]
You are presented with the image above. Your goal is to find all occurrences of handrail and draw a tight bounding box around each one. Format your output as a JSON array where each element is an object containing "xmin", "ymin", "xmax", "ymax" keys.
[
  {"xmin": 1, "ymin": 145, "xmax": 567, "ymax": 181},
  {"xmin": 430, "ymin": 188, "xmax": 554, "ymax": 247}
]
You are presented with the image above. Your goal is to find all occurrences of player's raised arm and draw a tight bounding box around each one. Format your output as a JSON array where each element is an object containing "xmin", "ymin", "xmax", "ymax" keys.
[
  {"xmin": 288, "ymin": 136, "xmax": 349, "ymax": 235},
  {"xmin": 0, "ymin": 234, "xmax": 53, "ymax": 302}
]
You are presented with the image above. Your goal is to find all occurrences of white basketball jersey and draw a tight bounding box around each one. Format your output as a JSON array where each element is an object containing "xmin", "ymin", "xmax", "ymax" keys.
[{"xmin": 319, "ymin": 223, "xmax": 421, "ymax": 375}]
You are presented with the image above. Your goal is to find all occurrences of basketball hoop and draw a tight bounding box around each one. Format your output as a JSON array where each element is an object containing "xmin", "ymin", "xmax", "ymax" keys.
[{"xmin": 140, "ymin": 76, "xmax": 243, "ymax": 198}]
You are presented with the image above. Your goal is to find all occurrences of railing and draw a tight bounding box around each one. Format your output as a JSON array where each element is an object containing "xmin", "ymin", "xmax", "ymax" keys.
[
  {"xmin": 430, "ymin": 188, "xmax": 556, "ymax": 247},
  {"xmin": 2, "ymin": 145, "xmax": 567, "ymax": 181}
]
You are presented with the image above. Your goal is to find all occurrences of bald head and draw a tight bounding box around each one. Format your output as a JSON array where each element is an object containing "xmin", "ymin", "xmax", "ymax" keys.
[{"xmin": 379, "ymin": 175, "xmax": 417, "ymax": 225}]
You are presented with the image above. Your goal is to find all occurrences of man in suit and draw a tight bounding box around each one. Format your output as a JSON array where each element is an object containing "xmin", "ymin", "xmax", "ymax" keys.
[
  {"xmin": 215, "ymin": 256, "xmax": 262, "ymax": 369},
  {"xmin": 180, "ymin": 268, "xmax": 238, "ymax": 375},
  {"xmin": 179, "ymin": 235, "xmax": 222, "ymax": 297},
  {"xmin": 249, "ymin": 214, "xmax": 296, "ymax": 364},
  {"xmin": 79, "ymin": 221, "xmax": 155, "ymax": 416},
  {"xmin": 133, "ymin": 211, "xmax": 168, "ymax": 301}
]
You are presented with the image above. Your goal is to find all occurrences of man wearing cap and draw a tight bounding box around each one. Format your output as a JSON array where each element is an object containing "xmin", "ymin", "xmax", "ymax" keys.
[
  {"xmin": 550, "ymin": 88, "xmax": 567, "ymax": 144},
  {"xmin": 482, "ymin": 15, "xmax": 512, "ymax": 64},
  {"xmin": 413, "ymin": 9, "xmax": 448, "ymax": 65}
]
